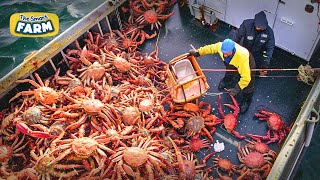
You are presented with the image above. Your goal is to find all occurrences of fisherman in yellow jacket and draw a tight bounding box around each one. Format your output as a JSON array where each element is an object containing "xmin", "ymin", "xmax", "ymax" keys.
[{"xmin": 188, "ymin": 39, "xmax": 256, "ymax": 113}]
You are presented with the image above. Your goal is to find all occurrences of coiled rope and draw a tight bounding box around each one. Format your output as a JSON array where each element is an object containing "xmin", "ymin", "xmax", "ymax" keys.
[{"xmin": 297, "ymin": 64, "xmax": 318, "ymax": 85}]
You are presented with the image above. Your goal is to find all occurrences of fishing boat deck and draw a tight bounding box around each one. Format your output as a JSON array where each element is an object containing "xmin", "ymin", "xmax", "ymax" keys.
[
  {"xmin": 0, "ymin": 1, "xmax": 315, "ymax": 179},
  {"xmin": 140, "ymin": 3, "xmax": 312, "ymax": 178}
]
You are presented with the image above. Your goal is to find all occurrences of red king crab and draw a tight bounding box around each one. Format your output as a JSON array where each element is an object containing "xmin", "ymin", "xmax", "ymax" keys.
[
  {"xmin": 161, "ymin": 128, "xmax": 185, "ymax": 147},
  {"xmin": 237, "ymin": 142, "xmax": 276, "ymax": 178},
  {"xmin": 102, "ymin": 124, "xmax": 142, "ymax": 148},
  {"xmin": 77, "ymin": 54, "xmax": 113, "ymax": 87},
  {"xmin": 105, "ymin": 50, "xmax": 143, "ymax": 81},
  {"xmin": 212, "ymin": 155, "xmax": 238, "ymax": 177},
  {"xmin": 133, "ymin": 1, "xmax": 174, "ymax": 30},
  {"xmin": 26, "ymin": 148, "xmax": 85, "ymax": 179},
  {"xmin": 2, "ymin": 101, "xmax": 52, "ymax": 139},
  {"xmin": 236, "ymin": 169, "xmax": 263, "ymax": 180},
  {"xmin": 1, "ymin": 169, "xmax": 39, "ymax": 180},
  {"xmin": 247, "ymin": 109, "xmax": 291, "ymax": 145},
  {"xmin": 0, "ymin": 136, "xmax": 28, "ymax": 176},
  {"xmin": 244, "ymin": 138, "xmax": 278, "ymax": 157},
  {"xmin": 54, "ymin": 91, "xmax": 120, "ymax": 130},
  {"xmin": 183, "ymin": 133, "xmax": 210, "ymax": 152},
  {"xmin": 1, "ymin": 106, "xmax": 22, "ymax": 140},
  {"xmin": 50, "ymin": 126, "xmax": 115, "ymax": 173},
  {"xmin": 116, "ymin": 106, "xmax": 140, "ymax": 126},
  {"xmin": 113, "ymin": 84, "xmax": 164, "ymax": 130},
  {"xmin": 14, "ymin": 105, "xmax": 52, "ymax": 138},
  {"xmin": 122, "ymin": 18, "xmax": 157, "ymax": 45},
  {"xmin": 55, "ymin": 69, "xmax": 83, "ymax": 89},
  {"xmin": 90, "ymin": 81, "xmax": 112, "ymax": 103},
  {"xmin": 64, "ymin": 38, "xmax": 100, "ymax": 71},
  {"xmin": 54, "ymin": 69, "xmax": 94, "ymax": 99},
  {"xmin": 217, "ymin": 95, "xmax": 245, "ymax": 139},
  {"xmin": 113, "ymin": 30, "xmax": 140, "ymax": 53},
  {"xmin": 137, "ymin": 92, "xmax": 165, "ymax": 130},
  {"xmin": 83, "ymin": 31, "xmax": 101, "ymax": 54},
  {"xmin": 100, "ymin": 32, "xmax": 122, "ymax": 54},
  {"xmin": 166, "ymin": 101, "xmax": 221, "ymax": 142},
  {"xmin": 137, "ymin": 46, "xmax": 168, "ymax": 82},
  {"xmin": 214, "ymin": 168, "xmax": 234, "ymax": 180},
  {"xmin": 236, "ymin": 139, "xmax": 278, "ymax": 178},
  {"xmin": 9, "ymin": 73, "xmax": 61, "ymax": 106},
  {"xmin": 168, "ymin": 137, "xmax": 207, "ymax": 180},
  {"xmin": 104, "ymin": 137, "xmax": 168, "ymax": 179}
]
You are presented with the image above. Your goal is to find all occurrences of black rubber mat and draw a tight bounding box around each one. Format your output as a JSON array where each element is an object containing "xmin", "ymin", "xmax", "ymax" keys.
[{"xmin": 140, "ymin": 3, "xmax": 312, "ymax": 178}]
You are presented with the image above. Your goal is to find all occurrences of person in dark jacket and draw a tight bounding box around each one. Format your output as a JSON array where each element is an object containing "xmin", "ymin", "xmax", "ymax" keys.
[{"xmin": 228, "ymin": 11, "xmax": 275, "ymax": 76}]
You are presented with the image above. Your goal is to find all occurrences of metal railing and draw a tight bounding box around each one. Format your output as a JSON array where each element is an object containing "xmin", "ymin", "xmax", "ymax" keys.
[
  {"xmin": 267, "ymin": 75, "xmax": 320, "ymax": 179},
  {"xmin": 0, "ymin": 0, "xmax": 126, "ymax": 99}
]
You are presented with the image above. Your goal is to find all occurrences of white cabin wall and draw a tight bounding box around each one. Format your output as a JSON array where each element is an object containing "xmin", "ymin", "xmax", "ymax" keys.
[{"xmin": 271, "ymin": 0, "xmax": 320, "ymax": 60}]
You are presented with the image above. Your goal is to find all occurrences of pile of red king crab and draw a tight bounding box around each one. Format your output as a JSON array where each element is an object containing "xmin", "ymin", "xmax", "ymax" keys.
[{"xmin": 0, "ymin": 1, "xmax": 291, "ymax": 179}]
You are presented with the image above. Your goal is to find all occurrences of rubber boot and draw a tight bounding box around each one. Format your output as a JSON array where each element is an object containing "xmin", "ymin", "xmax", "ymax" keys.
[{"xmin": 240, "ymin": 98, "xmax": 252, "ymax": 114}]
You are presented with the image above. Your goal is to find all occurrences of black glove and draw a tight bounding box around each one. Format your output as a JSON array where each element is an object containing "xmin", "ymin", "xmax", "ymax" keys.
[
  {"xmin": 261, "ymin": 51, "xmax": 269, "ymax": 69},
  {"xmin": 260, "ymin": 61, "xmax": 269, "ymax": 76},
  {"xmin": 227, "ymin": 84, "xmax": 241, "ymax": 96},
  {"xmin": 188, "ymin": 49, "xmax": 200, "ymax": 57}
]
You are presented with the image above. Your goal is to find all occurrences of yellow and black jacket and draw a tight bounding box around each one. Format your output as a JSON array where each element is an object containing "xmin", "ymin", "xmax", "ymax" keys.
[{"xmin": 198, "ymin": 42, "xmax": 251, "ymax": 90}]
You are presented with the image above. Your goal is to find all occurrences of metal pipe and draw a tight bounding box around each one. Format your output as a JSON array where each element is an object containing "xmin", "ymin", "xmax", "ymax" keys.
[
  {"xmin": 305, "ymin": 117, "xmax": 316, "ymax": 147},
  {"xmin": 97, "ymin": 22, "xmax": 103, "ymax": 35},
  {"xmin": 202, "ymin": 68, "xmax": 320, "ymax": 72},
  {"xmin": 49, "ymin": 59, "xmax": 57, "ymax": 71},
  {"xmin": 60, "ymin": 51, "xmax": 70, "ymax": 67},
  {"xmin": 304, "ymin": 107, "xmax": 320, "ymax": 147},
  {"xmin": 115, "ymin": 8, "xmax": 122, "ymax": 30}
]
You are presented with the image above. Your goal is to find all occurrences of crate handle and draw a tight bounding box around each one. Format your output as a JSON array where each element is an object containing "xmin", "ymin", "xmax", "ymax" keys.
[{"xmin": 169, "ymin": 53, "xmax": 190, "ymax": 64}]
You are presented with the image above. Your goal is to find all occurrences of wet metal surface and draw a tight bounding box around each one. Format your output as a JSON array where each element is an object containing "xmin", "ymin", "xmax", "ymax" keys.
[{"xmin": 141, "ymin": 3, "xmax": 312, "ymax": 178}]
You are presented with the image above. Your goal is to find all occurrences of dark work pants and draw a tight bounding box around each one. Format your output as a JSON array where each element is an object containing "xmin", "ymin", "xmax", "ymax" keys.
[
  {"xmin": 252, "ymin": 52, "xmax": 265, "ymax": 68},
  {"xmin": 221, "ymin": 53, "xmax": 256, "ymax": 105}
]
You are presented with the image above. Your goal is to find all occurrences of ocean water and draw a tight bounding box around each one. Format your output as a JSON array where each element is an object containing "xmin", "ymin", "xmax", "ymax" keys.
[
  {"xmin": 294, "ymin": 125, "xmax": 320, "ymax": 180},
  {"xmin": 0, "ymin": 1, "xmax": 319, "ymax": 179},
  {"xmin": 0, "ymin": 0, "xmax": 105, "ymax": 78}
]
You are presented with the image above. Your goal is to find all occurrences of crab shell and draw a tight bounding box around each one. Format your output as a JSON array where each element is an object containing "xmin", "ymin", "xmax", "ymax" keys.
[
  {"xmin": 34, "ymin": 87, "xmax": 59, "ymax": 105},
  {"xmin": 139, "ymin": 99, "xmax": 153, "ymax": 112},
  {"xmin": 71, "ymin": 137, "xmax": 98, "ymax": 158},
  {"xmin": 244, "ymin": 152, "xmax": 264, "ymax": 168},
  {"xmin": 144, "ymin": 10, "xmax": 158, "ymax": 24},
  {"xmin": 83, "ymin": 99, "xmax": 104, "ymax": 114},
  {"xmin": 186, "ymin": 116, "xmax": 204, "ymax": 135},
  {"xmin": 123, "ymin": 147, "xmax": 148, "ymax": 167},
  {"xmin": 122, "ymin": 106, "xmax": 140, "ymax": 125},
  {"xmin": 113, "ymin": 57, "xmax": 131, "ymax": 72},
  {"xmin": 189, "ymin": 137, "xmax": 203, "ymax": 152},
  {"xmin": 85, "ymin": 62, "xmax": 106, "ymax": 80},
  {"xmin": 267, "ymin": 114, "xmax": 285, "ymax": 131},
  {"xmin": 223, "ymin": 114, "xmax": 237, "ymax": 132}
]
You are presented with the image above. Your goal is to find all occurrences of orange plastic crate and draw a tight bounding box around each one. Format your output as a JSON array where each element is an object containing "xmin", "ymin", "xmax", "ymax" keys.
[{"xmin": 165, "ymin": 53, "xmax": 210, "ymax": 103}]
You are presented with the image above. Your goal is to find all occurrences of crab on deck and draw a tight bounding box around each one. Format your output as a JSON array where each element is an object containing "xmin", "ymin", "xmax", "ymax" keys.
[
  {"xmin": 166, "ymin": 101, "xmax": 222, "ymax": 142},
  {"xmin": 217, "ymin": 94, "xmax": 245, "ymax": 139}
]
